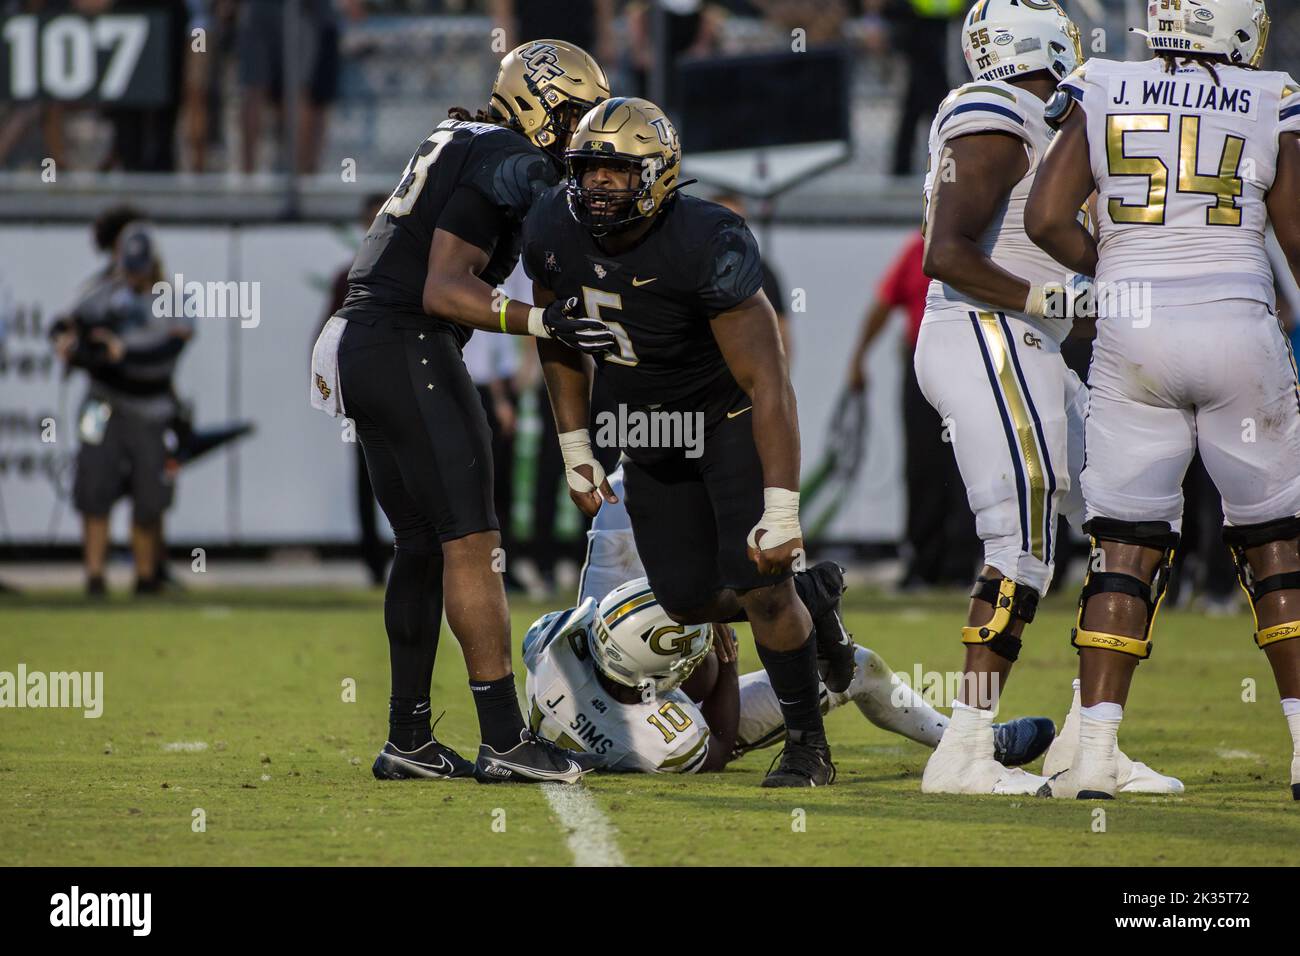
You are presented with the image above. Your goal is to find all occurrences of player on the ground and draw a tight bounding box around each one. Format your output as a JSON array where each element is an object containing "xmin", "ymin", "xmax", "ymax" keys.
[
  {"xmin": 522, "ymin": 97, "xmax": 852, "ymax": 787},
  {"xmin": 309, "ymin": 40, "xmax": 617, "ymax": 785},
  {"xmin": 1026, "ymin": 0, "xmax": 1300, "ymax": 799},
  {"xmin": 916, "ymin": 0, "xmax": 1181, "ymax": 796},
  {"xmin": 521, "ymin": 469, "xmax": 1058, "ymax": 775}
]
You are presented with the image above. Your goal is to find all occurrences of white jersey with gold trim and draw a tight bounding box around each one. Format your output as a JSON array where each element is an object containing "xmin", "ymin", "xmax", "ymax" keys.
[
  {"xmin": 922, "ymin": 78, "xmax": 1074, "ymax": 343},
  {"xmin": 1060, "ymin": 57, "xmax": 1300, "ymax": 307},
  {"xmin": 522, "ymin": 602, "xmax": 710, "ymax": 774}
]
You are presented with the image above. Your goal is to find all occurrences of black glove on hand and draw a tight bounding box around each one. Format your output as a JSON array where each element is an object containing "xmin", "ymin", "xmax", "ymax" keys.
[{"xmin": 541, "ymin": 297, "xmax": 616, "ymax": 355}]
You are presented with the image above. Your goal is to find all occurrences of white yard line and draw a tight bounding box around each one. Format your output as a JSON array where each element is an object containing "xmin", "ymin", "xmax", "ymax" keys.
[{"xmin": 542, "ymin": 783, "xmax": 627, "ymax": 867}]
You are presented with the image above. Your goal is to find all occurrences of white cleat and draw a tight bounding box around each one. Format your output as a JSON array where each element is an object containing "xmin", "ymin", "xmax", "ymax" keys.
[
  {"xmin": 1044, "ymin": 680, "xmax": 1184, "ymax": 795},
  {"xmin": 921, "ymin": 709, "xmax": 1047, "ymax": 796}
]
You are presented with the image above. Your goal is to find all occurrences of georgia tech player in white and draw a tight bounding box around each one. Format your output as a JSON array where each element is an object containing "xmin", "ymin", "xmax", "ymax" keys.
[
  {"xmin": 1026, "ymin": 0, "xmax": 1300, "ymax": 799},
  {"xmin": 915, "ymin": 0, "xmax": 1086, "ymax": 795},
  {"xmin": 521, "ymin": 467, "xmax": 1058, "ymax": 775}
]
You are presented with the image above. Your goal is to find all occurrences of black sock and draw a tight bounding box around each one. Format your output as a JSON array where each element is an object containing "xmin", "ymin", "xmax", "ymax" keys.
[
  {"xmin": 469, "ymin": 675, "xmax": 526, "ymax": 752},
  {"xmin": 756, "ymin": 631, "xmax": 825, "ymax": 738},
  {"xmin": 384, "ymin": 549, "xmax": 443, "ymax": 747},
  {"xmin": 388, "ymin": 696, "xmax": 432, "ymax": 751},
  {"xmin": 793, "ymin": 568, "xmax": 835, "ymax": 618}
]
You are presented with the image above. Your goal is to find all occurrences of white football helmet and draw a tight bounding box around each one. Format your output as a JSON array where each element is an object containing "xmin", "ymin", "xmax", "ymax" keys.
[
  {"xmin": 1133, "ymin": 0, "xmax": 1270, "ymax": 67},
  {"xmin": 961, "ymin": 0, "xmax": 1082, "ymax": 83},
  {"xmin": 591, "ymin": 578, "xmax": 713, "ymax": 700}
]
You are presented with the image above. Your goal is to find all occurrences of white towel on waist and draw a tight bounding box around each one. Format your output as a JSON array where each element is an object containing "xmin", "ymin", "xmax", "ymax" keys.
[{"xmin": 310, "ymin": 315, "xmax": 347, "ymax": 418}]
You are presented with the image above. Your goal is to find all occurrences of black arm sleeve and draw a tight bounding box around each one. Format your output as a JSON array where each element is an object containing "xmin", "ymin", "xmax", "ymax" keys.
[{"xmin": 437, "ymin": 184, "xmax": 509, "ymax": 257}]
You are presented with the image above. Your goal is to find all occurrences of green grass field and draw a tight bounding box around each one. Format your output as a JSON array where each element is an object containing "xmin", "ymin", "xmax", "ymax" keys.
[{"xmin": 1, "ymin": 586, "xmax": 1296, "ymax": 866}]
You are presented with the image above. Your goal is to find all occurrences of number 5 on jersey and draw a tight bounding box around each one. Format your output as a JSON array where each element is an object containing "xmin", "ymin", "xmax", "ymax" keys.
[{"xmin": 583, "ymin": 287, "xmax": 639, "ymax": 366}]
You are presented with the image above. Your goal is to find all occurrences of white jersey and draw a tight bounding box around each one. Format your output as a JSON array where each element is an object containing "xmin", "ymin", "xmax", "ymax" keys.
[
  {"xmin": 1061, "ymin": 57, "xmax": 1300, "ymax": 307},
  {"xmin": 922, "ymin": 78, "xmax": 1075, "ymax": 343},
  {"xmin": 522, "ymin": 602, "xmax": 711, "ymax": 774}
]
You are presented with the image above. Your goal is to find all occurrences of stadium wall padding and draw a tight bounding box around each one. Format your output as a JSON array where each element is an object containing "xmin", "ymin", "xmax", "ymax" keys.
[{"xmin": 0, "ymin": 223, "xmax": 915, "ymax": 547}]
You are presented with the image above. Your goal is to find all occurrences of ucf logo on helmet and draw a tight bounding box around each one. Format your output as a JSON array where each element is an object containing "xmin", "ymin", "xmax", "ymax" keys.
[{"xmin": 520, "ymin": 42, "xmax": 566, "ymax": 85}]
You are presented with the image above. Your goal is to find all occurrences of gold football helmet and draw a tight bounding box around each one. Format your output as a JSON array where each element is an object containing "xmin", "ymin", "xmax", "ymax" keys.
[
  {"xmin": 489, "ymin": 40, "xmax": 611, "ymax": 157},
  {"xmin": 565, "ymin": 97, "xmax": 683, "ymax": 236}
]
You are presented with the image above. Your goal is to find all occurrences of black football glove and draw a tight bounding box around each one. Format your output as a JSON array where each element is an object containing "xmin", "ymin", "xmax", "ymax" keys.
[{"xmin": 541, "ymin": 297, "xmax": 616, "ymax": 355}]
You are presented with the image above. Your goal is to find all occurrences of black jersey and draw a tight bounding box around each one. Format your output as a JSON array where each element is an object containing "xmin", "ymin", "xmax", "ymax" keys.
[
  {"xmin": 522, "ymin": 187, "xmax": 764, "ymax": 418},
  {"xmin": 338, "ymin": 119, "xmax": 559, "ymax": 345}
]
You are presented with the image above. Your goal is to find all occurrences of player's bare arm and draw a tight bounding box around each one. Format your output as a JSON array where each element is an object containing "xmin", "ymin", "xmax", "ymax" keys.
[
  {"xmin": 423, "ymin": 225, "xmax": 614, "ymax": 351},
  {"xmin": 922, "ymin": 131, "xmax": 1033, "ymax": 311},
  {"xmin": 1024, "ymin": 108, "xmax": 1098, "ymax": 277},
  {"xmin": 710, "ymin": 290, "xmax": 803, "ymax": 574},
  {"xmin": 1267, "ymin": 132, "xmax": 1300, "ymax": 281},
  {"xmin": 534, "ymin": 279, "xmax": 618, "ymax": 515}
]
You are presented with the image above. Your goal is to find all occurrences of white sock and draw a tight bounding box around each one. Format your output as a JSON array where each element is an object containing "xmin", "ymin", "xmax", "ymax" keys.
[
  {"xmin": 1283, "ymin": 698, "xmax": 1300, "ymax": 755},
  {"xmin": 1081, "ymin": 701, "xmax": 1123, "ymax": 722},
  {"xmin": 850, "ymin": 648, "xmax": 947, "ymax": 747},
  {"xmin": 944, "ymin": 699, "xmax": 995, "ymax": 759}
]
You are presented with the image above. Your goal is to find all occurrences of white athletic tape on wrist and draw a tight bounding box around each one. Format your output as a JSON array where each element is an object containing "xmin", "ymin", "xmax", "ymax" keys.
[
  {"xmin": 746, "ymin": 487, "xmax": 802, "ymax": 551},
  {"xmin": 558, "ymin": 428, "xmax": 605, "ymax": 493},
  {"xmin": 528, "ymin": 306, "xmax": 550, "ymax": 339},
  {"xmin": 1024, "ymin": 284, "xmax": 1048, "ymax": 319}
]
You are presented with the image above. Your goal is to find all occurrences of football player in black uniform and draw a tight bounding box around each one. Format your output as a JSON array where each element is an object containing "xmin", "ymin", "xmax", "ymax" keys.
[
  {"xmin": 522, "ymin": 98, "xmax": 844, "ymax": 787},
  {"xmin": 310, "ymin": 40, "xmax": 616, "ymax": 784}
]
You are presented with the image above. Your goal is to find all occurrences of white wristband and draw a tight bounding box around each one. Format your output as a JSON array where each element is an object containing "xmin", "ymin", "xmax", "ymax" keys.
[
  {"xmin": 1024, "ymin": 284, "xmax": 1048, "ymax": 319},
  {"xmin": 746, "ymin": 487, "xmax": 802, "ymax": 551},
  {"xmin": 558, "ymin": 428, "xmax": 605, "ymax": 493},
  {"xmin": 527, "ymin": 306, "xmax": 550, "ymax": 339}
]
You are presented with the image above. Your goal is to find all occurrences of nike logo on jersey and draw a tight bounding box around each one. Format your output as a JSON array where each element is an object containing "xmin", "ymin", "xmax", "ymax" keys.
[
  {"xmin": 631, "ymin": 276, "xmax": 658, "ymax": 287},
  {"xmin": 726, "ymin": 406, "xmax": 752, "ymax": 419}
]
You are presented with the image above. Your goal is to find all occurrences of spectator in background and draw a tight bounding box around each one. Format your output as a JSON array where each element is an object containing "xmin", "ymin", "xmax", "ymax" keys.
[
  {"xmin": 100, "ymin": 0, "xmax": 188, "ymax": 172},
  {"xmin": 491, "ymin": 0, "xmax": 616, "ymax": 64},
  {"xmin": 627, "ymin": 0, "xmax": 723, "ymax": 114},
  {"xmin": 238, "ymin": 0, "xmax": 358, "ymax": 174},
  {"xmin": 878, "ymin": 0, "xmax": 964, "ymax": 176},
  {"xmin": 52, "ymin": 225, "xmax": 194, "ymax": 596},
  {"xmin": 751, "ymin": 0, "xmax": 850, "ymax": 46},
  {"xmin": 320, "ymin": 192, "xmax": 390, "ymax": 585},
  {"xmin": 846, "ymin": 230, "xmax": 977, "ymax": 589},
  {"xmin": 713, "ymin": 191, "xmax": 792, "ymax": 358}
]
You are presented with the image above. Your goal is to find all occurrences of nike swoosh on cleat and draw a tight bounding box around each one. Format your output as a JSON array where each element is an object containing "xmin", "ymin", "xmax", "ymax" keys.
[{"xmin": 384, "ymin": 752, "xmax": 455, "ymax": 776}]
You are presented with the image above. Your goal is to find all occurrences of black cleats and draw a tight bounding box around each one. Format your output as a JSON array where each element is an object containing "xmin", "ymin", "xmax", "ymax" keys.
[
  {"xmin": 372, "ymin": 738, "xmax": 475, "ymax": 780},
  {"xmin": 474, "ymin": 730, "xmax": 598, "ymax": 784},
  {"xmin": 761, "ymin": 730, "xmax": 836, "ymax": 788},
  {"xmin": 993, "ymin": 716, "xmax": 1056, "ymax": 767},
  {"xmin": 803, "ymin": 562, "xmax": 854, "ymax": 694}
]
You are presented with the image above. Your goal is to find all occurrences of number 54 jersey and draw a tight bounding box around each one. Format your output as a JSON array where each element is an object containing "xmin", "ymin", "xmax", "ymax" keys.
[
  {"xmin": 1060, "ymin": 58, "xmax": 1300, "ymax": 307},
  {"xmin": 521, "ymin": 602, "xmax": 711, "ymax": 774}
]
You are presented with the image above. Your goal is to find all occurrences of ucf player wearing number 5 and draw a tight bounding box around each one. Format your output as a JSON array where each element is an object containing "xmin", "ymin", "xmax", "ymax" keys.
[{"xmin": 523, "ymin": 98, "xmax": 843, "ymax": 787}]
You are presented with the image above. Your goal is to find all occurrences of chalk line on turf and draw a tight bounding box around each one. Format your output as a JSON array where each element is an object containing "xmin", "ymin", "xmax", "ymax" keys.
[{"xmin": 542, "ymin": 783, "xmax": 627, "ymax": 867}]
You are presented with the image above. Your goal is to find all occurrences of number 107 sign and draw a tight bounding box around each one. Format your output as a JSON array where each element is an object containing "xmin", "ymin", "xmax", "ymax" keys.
[{"xmin": 1, "ymin": 12, "xmax": 173, "ymax": 107}]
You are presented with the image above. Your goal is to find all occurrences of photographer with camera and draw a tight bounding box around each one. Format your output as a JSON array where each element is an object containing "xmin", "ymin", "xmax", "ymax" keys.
[{"xmin": 51, "ymin": 224, "xmax": 194, "ymax": 597}]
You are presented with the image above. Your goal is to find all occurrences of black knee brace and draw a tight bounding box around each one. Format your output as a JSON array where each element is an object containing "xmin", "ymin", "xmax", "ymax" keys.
[
  {"xmin": 1071, "ymin": 518, "xmax": 1178, "ymax": 661},
  {"xmin": 962, "ymin": 576, "xmax": 1040, "ymax": 662},
  {"xmin": 1223, "ymin": 516, "xmax": 1300, "ymax": 650}
]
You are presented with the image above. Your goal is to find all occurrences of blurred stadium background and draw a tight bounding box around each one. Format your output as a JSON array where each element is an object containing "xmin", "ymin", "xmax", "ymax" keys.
[{"xmin": 2, "ymin": 0, "xmax": 1299, "ymax": 597}]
